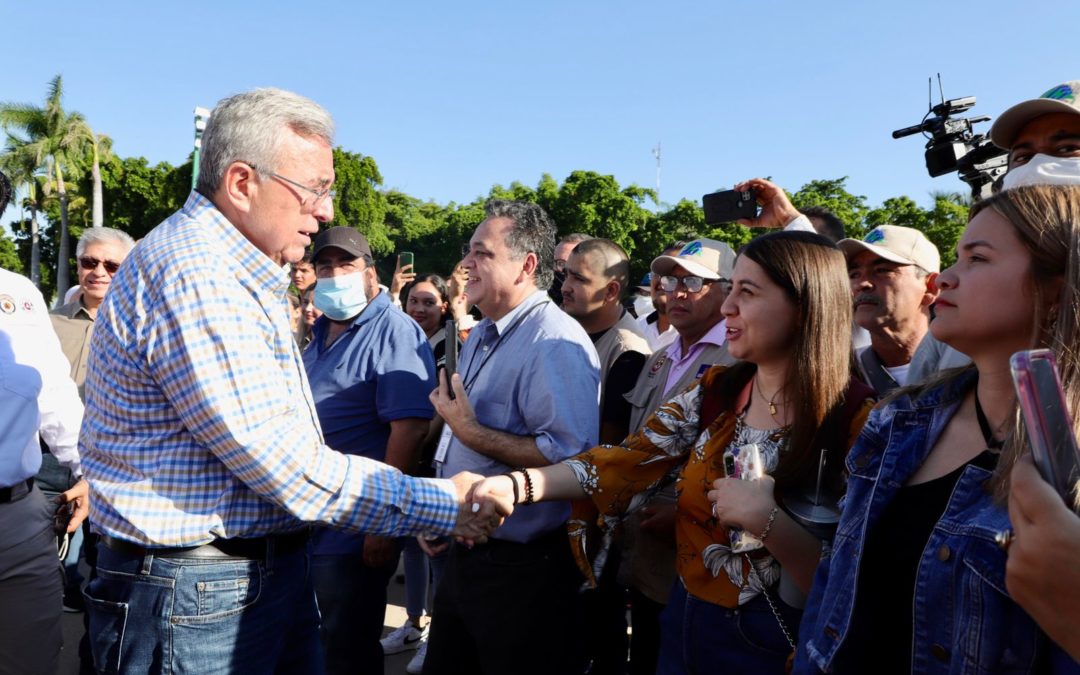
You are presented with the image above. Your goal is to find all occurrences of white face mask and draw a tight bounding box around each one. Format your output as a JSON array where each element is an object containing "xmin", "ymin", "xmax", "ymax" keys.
[
  {"xmin": 1002, "ymin": 153, "xmax": 1080, "ymax": 190},
  {"xmin": 312, "ymin": 271, "xmax": 369, "ymax": 321},
  {"xmin": 632, "ymin": 294, "xmax": 653, "ymax": 319}
]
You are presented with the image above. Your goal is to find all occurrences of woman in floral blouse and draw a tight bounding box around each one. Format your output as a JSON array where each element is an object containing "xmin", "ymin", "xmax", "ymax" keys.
[{"xmin": 472, "ymin": 230, "xmax": 874, "ymax": 673}]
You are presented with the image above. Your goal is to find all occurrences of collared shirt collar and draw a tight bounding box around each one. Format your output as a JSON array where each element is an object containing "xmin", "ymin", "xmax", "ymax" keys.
[
  {"xmin": 185, "ymin": 190, "xmax": 290, "ymax": 297},
  {"xmin": 55, "ymin": 298, "xmax": 95, "ymax": 321},
  {"xmin": 665, "ymin": 318, "xmax": 727, "ymax": 362},
  {"xmin": 310, "ymin": 291, "xmax": 389, "ymax": 344},
  {"xmin": 490, "ymin": 289, "xmax": 549, "ymax": 336}
]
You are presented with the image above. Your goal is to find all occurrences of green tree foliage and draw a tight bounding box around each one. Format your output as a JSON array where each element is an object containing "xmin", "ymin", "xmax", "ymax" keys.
[
  {"xmin": 0, "ymin": 229, "xmax": 23, "ymax": 273},
  {"xmin": 789, "ymin": 177, "xmax": 870, "ymax": 240},
  {"xmin": 0, "ymin": 75, "xmax": 99, "ymax": 300},
  {"xmin": 99, "ymin": 155, "xmax": 190, "ymax": 239},
  {"xmin": 330, "ymin": 148, "xmax": 388, "ymax": 253}
]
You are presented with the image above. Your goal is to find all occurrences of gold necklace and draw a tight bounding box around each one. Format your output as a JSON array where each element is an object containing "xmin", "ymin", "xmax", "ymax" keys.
[{"xmin": 754, "ymin": 376, "xmax": 785, "ymax": 417}]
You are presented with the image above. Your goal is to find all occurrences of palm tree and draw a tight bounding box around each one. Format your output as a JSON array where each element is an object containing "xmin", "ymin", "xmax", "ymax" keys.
[
  {"xmin": 0, "ymin": 75, "xmax": 95, "ymax": 300},
  {"xmin": 0, "ymin": 139, "xmax": 45, "ymax": 285},
  {"xmin": 88, "ymin": 132, "xmax": 112, "ymax": 228}
]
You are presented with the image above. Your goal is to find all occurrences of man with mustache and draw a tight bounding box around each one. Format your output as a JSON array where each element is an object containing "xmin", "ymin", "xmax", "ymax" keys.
[{"xmin": 839, "ymin": 225, "xmax": 941, "ymax": 396}]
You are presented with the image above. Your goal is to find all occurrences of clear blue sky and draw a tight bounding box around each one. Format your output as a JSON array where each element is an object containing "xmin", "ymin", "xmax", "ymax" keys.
[{"xmin": 4, "ymin": 0, "xmax": 1079, "ymax": 225}]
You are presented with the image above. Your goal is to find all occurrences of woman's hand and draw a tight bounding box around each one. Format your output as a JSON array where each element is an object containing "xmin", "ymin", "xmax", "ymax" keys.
[
  {"xmin": 390, "ymin": 258, "xmax": 416, "ymax": 299},
  {"xmin": 707, "ymin": 474, "xmax": 777, "ymax": 535}
]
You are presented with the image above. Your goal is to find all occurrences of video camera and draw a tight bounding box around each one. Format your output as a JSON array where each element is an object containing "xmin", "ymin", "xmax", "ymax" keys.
[{"xmin": 892, "ymin": 78, "xmax": 1008, "ymax": 200}]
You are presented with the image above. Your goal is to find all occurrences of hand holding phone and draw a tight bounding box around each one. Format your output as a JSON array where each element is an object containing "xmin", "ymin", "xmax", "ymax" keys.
[
  {"xmin": 703, "ymin": 189, "xmax": 758, "ymax": 225},
  {"xmin": 444, "ymin": 319, "xmax": 458, "ymax": 400},
  {"xmin": 1010, "ymin": 349, "xmax": 1080, "ymax": 511}
]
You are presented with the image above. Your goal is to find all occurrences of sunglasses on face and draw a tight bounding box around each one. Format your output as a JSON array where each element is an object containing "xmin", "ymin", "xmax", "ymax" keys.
[
  {"xmin": 78, "ymin": 256, "xmax": 121, "ymax": 274},
  {"xmin": 658, "ymin": 275, "xmax": 724, "ymax": 293}
]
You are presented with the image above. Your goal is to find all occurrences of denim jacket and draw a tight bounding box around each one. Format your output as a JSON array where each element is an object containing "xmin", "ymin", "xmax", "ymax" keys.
[{"xmin": 795, "ymin": 369, "xmax": 1062, "ymax": 674}]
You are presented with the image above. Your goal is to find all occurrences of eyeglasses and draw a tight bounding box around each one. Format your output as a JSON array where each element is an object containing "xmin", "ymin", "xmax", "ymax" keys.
[
  {"xmin": 244, "ymin": 163, "xmax": 336, "ymax": 206},
  {"xmin": 658, "ymin": 275, "xmax": 726, "ymax": 293},
  {"xmin": 78, "ymin": 256, "xmax": 121, "ymax": 274}
]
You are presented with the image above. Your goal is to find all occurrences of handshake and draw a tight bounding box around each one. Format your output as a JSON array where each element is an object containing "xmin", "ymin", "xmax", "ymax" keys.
[{"xmin": 444, "ymin": 471, "xmax": 519, "ymax": 546}]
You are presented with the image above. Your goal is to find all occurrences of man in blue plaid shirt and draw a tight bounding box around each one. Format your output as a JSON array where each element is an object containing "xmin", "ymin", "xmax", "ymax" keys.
[{"xmin": 78, "ymin": 88, "xmax": 505, "ymax": 674}]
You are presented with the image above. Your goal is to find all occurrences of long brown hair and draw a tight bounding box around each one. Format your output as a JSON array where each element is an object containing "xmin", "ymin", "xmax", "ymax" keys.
[
  {"xmin": 970, "ymin": 185, "xmax": 1080, "ymax": 502},
  {"xmin": 739, "ymin": 230, "xmax": 854, "ymax": 489}
]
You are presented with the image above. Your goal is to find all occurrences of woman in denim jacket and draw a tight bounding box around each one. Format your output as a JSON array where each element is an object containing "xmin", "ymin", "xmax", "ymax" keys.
[{"xmin": 795, "ymin": 185, "xmax": 1080, "ymax": 674}]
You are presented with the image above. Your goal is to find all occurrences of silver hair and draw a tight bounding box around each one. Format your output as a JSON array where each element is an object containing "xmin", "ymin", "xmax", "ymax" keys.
[
  {"xmin": 76, "ymin": 227, "xmax": 136, "ymax": 258},
  {"xmin": 195, "ymin": 88, "xmax": 335, "ymax": 196},
  {"xmin": 484, "ymin": 200, "xmax": 558, "ymax": 289}
]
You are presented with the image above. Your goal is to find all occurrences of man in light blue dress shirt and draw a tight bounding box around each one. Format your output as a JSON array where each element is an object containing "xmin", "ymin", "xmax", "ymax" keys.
[{"xmin": 427, "ymin": 200, "xmax": 601, "ymax": 675}]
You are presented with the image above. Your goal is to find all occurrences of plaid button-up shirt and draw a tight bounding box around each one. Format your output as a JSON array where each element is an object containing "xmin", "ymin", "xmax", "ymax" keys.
[{"xmin": 81, "ymin": 192, "xmax": 457, "ymax": 546}]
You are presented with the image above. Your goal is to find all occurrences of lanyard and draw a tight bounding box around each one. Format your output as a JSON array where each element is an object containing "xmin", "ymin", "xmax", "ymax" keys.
[{"xmin": 460, "ymin": 299, "xmax": 550, "ymax": 393}]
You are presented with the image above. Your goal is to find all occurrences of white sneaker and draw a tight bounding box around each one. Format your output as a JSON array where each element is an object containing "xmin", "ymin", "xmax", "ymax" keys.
[
  {"xmin": 406, "ymin": 640, "xmax": 428, "ymax": 674},
  {"xmin": 381, "ymin": 619, "xmax": 427, "ymax": 655}
]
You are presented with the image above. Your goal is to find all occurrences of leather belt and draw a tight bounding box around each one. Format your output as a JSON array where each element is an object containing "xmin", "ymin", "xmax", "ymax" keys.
[
  {"xmin": 102, "ymin": 529, "xmax": 310, "ymax": 560},
  {"xmin": 0, "ymin": 478, "xmax": 34, "ymax": 504}
]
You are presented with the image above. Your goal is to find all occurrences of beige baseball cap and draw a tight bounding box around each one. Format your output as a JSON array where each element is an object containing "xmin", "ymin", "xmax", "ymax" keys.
[
  {"xmin": 650, "ymin": 238, "xmax": 736, "ymax": 280},
  {"xmin": 990, "ymin": 81, "xmax": 1080, "ymax": 149},
  {"xmin": 838, "ymin": 225, "xmax": 940, "ymax": 274}
]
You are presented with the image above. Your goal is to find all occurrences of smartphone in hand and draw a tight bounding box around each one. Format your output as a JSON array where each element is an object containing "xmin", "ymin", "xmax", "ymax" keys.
[
  {"xmin": 1010, "ymin": 349, "xmax": 1080, "ymax": 510},
  {"xmin": 399, "ymin": 251, "xmax": 414, "ymax": 268},
  {"xmin": 703, "ymin": 189, "xmax": 758, "ymax": 225},
  {"xmin": 444, "ymin": 319, "xmax": 458, "ymax": 400}
]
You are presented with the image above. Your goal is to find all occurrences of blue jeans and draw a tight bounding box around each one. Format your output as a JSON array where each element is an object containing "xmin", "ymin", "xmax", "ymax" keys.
[
  {"xmin": 657, "ymin": 580, "xmax": 800, "ymax": 675},
  {"xmin": 85, "ymin": 541, "xmax": 323, "ymax": 674}
]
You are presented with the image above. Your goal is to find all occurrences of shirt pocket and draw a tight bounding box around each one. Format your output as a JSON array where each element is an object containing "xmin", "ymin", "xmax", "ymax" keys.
[{"xmin": 473, "ymin": 399, "xmax": 509, "ymax": 430}]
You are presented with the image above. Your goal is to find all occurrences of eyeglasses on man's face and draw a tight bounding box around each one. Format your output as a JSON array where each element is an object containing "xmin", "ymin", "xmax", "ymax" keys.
[
  {"xmin": 658, "ymin": 275, "xmax": 727, "ymax": 294},
  {"xmin": 244, "ymin": 162, "xmax": 336, "ymax": 207},
  {"xmin": 78, "ymin": 256, "xmax": 121, "ymax": 274}
]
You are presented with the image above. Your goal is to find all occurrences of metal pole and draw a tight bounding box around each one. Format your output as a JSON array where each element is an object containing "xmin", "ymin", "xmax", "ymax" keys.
[{"xmin": 192, "ymin": 106, "xmax": 211, "ymax": 190}]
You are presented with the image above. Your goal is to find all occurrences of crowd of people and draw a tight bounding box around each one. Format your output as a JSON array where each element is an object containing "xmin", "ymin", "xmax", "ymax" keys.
[{"xmin": 1, "ymin": 78, "xmax": 1079, "ymax": 675}]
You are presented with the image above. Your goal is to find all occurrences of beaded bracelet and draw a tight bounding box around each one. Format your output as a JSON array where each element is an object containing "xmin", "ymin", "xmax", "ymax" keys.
[
  {"xmin": 758, "ymin": 506, "xmax": 779, "ymax": 543},
  {"xmin": 500, "ymin": 472, "xmax": 521, "ymax": 505},
  {"xmin": 520, "ymin": 468, "xmax": 536, "ymax": 505}
]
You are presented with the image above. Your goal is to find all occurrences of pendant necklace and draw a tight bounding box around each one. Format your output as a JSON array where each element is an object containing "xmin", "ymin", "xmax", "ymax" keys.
[{"xmin": 754, "ymin": 376, "xmax": 784, "ymax": 417}]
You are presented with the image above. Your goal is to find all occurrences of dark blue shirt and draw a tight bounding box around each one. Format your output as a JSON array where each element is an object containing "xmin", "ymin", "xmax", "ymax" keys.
[{"xmin": 304, "ymin": 291, "xmax": 437, "ymax": 554}]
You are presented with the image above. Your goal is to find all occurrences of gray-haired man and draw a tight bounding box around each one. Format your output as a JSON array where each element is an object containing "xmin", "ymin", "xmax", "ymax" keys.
[{"xmin": 79, "ymin": 88, "xmax": 505, "ymax": 674}]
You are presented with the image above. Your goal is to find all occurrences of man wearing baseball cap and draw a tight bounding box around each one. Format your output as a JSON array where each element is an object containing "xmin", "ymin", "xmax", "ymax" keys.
[
  {"xmin": 304, "ymin": 226, "xmax": 439, "ymax": 675},
  {"xmin": 839, "ymin": 225, "xmax": 946, "ymax": 395},
  {"xmin": 990, "ymin": 80, "xmax": 1080, "ymax": 189},
  {"xmin": 619, "ymin": 237, "xmax": 739, "ymax": 674}
]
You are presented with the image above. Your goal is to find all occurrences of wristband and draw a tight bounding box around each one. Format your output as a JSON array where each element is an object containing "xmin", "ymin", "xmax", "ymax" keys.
[
  {"xmin": 758, "ymin": 506, "xmax": 779, "ymax": 543},
  {"xmin": 500, "ymin": 472, "xmax": 521, "ymax": 505}
]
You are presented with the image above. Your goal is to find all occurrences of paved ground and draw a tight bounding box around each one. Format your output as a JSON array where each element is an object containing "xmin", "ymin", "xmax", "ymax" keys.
[{"xmin": 59, "ymin": 560, "xmax": 419, "ymax": 675}]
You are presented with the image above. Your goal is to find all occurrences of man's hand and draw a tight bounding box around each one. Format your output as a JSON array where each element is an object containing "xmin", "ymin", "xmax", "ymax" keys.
[
  {"xmin": 1006, "ymin": 456, "xmax": 1080, "ymax": 661},
  {"xmin": 733, "ymin": 178, "xmax": 801, "ymax": 230},
  {"xmin": 57, "ymin": 478, "xmax": 89, "ymax": 534},
  {"xmin": 390, "ymin": 258, "xmax": 417, "ymax": 299},
  {"xmin": 418, "ymin": 535, "xmax": 451, "ymax": 557},
  {"xmin": 363, "ymin": 534, "xmax": 400, "ymax": 569},
  {"xmin": 449, "ymin": 471, "xmax": 512, "ymax": 543},
  {"xmin": 430, "ymin": 371, "xmax": 478, "ymax": 442}
]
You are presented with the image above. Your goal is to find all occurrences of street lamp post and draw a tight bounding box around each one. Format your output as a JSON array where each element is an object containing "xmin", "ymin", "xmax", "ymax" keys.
[{"xmin": 192, "ymin": 106, "xmax": 211, "ymax": 189}]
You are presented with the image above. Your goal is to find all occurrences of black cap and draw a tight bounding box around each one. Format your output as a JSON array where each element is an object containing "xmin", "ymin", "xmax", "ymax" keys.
[{"xmin": 311, "ymin": 227, "xmax": 372, "ymax": 263}]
